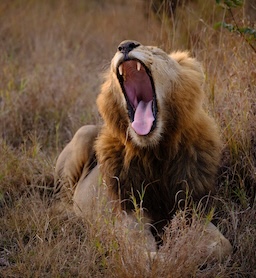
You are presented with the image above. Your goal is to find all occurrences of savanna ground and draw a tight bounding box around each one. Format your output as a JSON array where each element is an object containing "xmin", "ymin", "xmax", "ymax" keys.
[{"xmin": 0, "ymin": 0, "xmax": 255, "ymax": 277}]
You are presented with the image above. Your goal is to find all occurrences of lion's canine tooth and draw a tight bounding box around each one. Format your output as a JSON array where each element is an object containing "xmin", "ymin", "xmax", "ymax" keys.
[
  {"xmin": 137, "ymin": 61, "xmax": 141, "ymax": 71},
  {"xmin": 118, "ymin": 64, "xmax": 123, "ymax": 75}
]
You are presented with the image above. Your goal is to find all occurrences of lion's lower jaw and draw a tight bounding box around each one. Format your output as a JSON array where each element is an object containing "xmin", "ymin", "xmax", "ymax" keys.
[{"xmin": 128, "ymin": 122, "xmax": 163, "ymax": 148}]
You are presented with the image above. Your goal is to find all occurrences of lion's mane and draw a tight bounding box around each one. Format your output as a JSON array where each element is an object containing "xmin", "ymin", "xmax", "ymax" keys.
[{"xmin": 95, "ymin": 41, "xmax": 221, "ymax": 234}]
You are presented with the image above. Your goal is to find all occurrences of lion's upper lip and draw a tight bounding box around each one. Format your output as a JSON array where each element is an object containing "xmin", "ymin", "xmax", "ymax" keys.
[{"xmin": 116, "ymin": 59, "xmax": 157, "ymax": 135}]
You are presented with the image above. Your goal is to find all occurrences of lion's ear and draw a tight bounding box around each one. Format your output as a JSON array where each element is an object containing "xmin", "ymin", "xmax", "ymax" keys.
[
  {"xmin": 169, "ymin": 51, "xmax": 191, "ymax": 64},
  {"xmin": 170, "ymin": 51, "xmax": 204, "ymax": 81}
]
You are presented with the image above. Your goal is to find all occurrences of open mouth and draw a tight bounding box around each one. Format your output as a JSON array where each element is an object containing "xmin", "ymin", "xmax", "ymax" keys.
[{"xmin": 116, "ymin": 59, "xmax": 157, "ymax": 136}]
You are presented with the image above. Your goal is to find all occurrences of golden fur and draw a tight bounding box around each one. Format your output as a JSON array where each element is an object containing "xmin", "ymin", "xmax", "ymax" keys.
[
  {"xmin": 96, "ymin": 42, "xmax": 221, "ymax": 233},
  {"xmin": 55, "ymin": 41, "xmax": 232, "ymax": 260}
]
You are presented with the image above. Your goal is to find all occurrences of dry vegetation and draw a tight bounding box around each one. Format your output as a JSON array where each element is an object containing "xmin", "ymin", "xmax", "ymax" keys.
[{"xmin": 0, "ymin": 0, "xmax": 255, "ymax": 277}]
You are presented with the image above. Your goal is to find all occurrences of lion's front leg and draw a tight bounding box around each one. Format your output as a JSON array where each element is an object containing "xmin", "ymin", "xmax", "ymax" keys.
[
  {"xmin": 55, "ymin": 125, "xmax": 100, "ymax": 203},
  {"xmin": 73, "ymin": 165, "xmax": 102, "ymax": 216}
]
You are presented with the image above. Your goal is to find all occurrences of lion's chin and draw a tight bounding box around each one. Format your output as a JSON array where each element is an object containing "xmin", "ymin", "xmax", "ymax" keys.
[{"xmin": 128, "ymin": 120, "xmax": 163, "ymax": 148}]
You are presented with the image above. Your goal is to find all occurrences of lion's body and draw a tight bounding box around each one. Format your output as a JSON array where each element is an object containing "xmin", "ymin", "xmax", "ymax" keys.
[
  {"xmin": 96, "ymin": 123, "xmax": 220, "ymax": 234},
  {"xmin": 55, "ymin": 41, "xmax": 232, "ymax": 260}
]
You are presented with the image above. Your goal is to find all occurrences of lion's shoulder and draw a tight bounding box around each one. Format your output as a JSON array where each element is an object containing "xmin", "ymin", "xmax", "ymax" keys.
[{"xmin": 55, "ymin": 125, "xmax": 100, "ymax": 195}]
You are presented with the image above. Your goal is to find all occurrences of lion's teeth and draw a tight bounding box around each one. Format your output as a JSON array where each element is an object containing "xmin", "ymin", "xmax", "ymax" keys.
[
  {"xmin": 137, "ymin": 61, "xmax": 141, "ymax": 71},
  {"xmin": 118, "ymin": 64, "xmax": 123, "ymax": 75}
]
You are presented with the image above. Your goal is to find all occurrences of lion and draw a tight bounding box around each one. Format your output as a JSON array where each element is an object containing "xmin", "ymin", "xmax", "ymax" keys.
[{"xmin": 55, "ymin": 40, "xmax": 232, "ymax": 261}]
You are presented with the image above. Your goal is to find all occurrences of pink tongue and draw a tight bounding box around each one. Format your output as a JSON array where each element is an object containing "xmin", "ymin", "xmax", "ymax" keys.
[{"xmin": 132, "ymin": 100, "xmax": 154, "ymax": 135}]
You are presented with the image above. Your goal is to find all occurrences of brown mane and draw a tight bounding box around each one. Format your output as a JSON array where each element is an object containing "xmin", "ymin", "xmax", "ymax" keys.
[{"xmin": 95, "ymin": 45, "xmax": 221, "ymax": 234}]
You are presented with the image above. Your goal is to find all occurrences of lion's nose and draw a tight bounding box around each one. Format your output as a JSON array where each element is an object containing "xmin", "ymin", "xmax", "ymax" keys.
[{"xmin": 117, "ymin": 40, "xmax": 140, "ymax": 55}]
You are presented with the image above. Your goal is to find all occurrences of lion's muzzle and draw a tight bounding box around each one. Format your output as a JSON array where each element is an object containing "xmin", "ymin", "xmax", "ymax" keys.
[{"xmin": 115, "ymin": 41, "xmax": 157, "ymax": 136}]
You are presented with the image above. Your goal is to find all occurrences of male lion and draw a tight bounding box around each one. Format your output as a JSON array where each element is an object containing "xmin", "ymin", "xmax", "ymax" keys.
[{"xmin": 55, "ymin": 40, "xmax": 232, "ymax": 261}]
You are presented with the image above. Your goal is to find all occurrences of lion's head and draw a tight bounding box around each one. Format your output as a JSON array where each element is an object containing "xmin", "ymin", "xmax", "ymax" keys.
[{"xmin": 97, "ymin": 40, "xmax": 205, "ymax": 147}]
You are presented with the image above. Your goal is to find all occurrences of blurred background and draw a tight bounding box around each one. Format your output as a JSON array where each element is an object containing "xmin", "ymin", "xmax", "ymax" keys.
[{"xmin": 0, "ymin": 1, "xmax": 255, "ymax": 276}]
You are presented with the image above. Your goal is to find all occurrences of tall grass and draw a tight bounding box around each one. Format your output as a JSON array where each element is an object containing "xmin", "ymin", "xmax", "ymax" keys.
[{"xmin": 0, "ymin": 0, "xmax": 255, "ymax": 277}]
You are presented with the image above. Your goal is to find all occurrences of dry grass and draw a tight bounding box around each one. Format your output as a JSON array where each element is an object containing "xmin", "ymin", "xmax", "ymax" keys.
[{"xmin": 0, "ymin": 0, "xmax": 255, "ymax": 277}]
